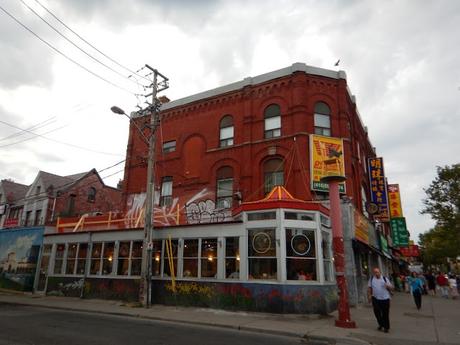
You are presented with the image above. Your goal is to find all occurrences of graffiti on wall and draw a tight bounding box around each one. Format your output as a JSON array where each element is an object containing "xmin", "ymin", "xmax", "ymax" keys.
[{"xmin": 125, "ymin": 187, "xmax": 232, "ymax": 228}]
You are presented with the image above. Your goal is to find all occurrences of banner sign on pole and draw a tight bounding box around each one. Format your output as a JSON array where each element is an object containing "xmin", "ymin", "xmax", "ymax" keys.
[
  {"xmin": 387, "ymin": 184, "xmax": 403, "ymax": 218},
  {"xmin": 368, "ymin": 157, "xmax": 389, "ymax": 221},
  {"xmin": 390, "ymin": 217, "xmax": 409, "ymax": 247}
]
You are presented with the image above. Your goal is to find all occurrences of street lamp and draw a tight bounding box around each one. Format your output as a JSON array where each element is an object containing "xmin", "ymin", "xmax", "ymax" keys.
[
  {"xmin": 111, "ymin": 106, "xmax": 149, "ymax": 145},
  {"xmin": 320, "ymin": 174, "xmax": 356, "ymax": 328}
]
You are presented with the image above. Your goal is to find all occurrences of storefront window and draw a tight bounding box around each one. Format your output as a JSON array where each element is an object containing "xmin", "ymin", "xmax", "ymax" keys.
[
  {"xmin": 248, "ymin": 229, "xmax": 277, "ymax": 280},
  {"xmin": 163, "ymin": 239, "xmax": 178, "ymax": 278},
  {"xmin": 322, "ymin": 231, "xmax": 333, "ymax": 282},
  {"xmin": 102, "ymin": 242, "xmax": 114, "ymax": 275},
  {"xmin": 183, "ymin": 239, "xmax": 198, "ymax": 278},
  {"xmin": 286, "ymin": 229, "xmax": 317, "ymax": 281},
  {"xmin": 54, "ymin": 243, "xmax": 65, "ymax": 274},
  {"xmin": 90, "ymin": 243, "xmax": 102, "ymax": 275},
  {"xmin": 130, "ymin": 241, "xmax": 142, "ymax": 276},
  {"xmin": 65, "ymin": 243, "xmax": 78, "ymax": 275},
  {"xmin": 117, "ymin": 241, "xmax": 131, "ymax": 275},
  {"xmin": 201, "ymin": 238, "xmax": 217, "ymax": 278},
  {"xmin": 76, "ymin": 243, "xmax": 87, "ymax": 275},
  {"xmin": 225, "ymin": 237, "xmax": 240, "ymax": 279},
  {"xmin": 151, "ymin": 240, "xmax": 162, "ymax": 277}
]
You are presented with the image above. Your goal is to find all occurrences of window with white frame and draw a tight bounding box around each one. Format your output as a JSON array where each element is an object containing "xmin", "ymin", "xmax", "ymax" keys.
[
  {"xmin": 183, "ymin": 239, "xmax": 198, "ymax": 278},
  {"xmin": 65, "ymin": 243, "xmax": 78, "ymax": 275},
  {"xmin": 314, "ymin": 102, "xmax": 331, "ymax": 136},
  {"xmin": 90, "ymin": 243, "xmax": 102, "ymax": 275},
  {"xmin": 322, "ymin": 231, "xmax": 333, "ymax": 282},
  {"xmin": 219, "ymin": 115, "xmax": 234, "ymax": 147},
  {"xmin": 248, "ymin": 229, "xmax": 277, "ymax": 280},
  {"xmin": 201, "ymin": 238, "xmax": 217, "ymax": 278},
  {"xmin": 162, "ymin": 140, "xmax": 176, "ymax": 153},
  {"xmin": 285, "ymin": 229, "xmax": 317, "ymax": 281},
  {"xmin": 102, "ymin": 242, "xmax": 115, "ymax": 275},
  {"xmin": 163, "ymin": 239, "xmax": 178, "ymax": 278},
  {"xmin": 264, "ymin": 158, "xmax": 284, "ymax": 194},
  {"xmin": 130, "ymin": 241, "xmax": 142, "ymax": 276},
  {"xmin": 53, "ymin": 243, "xmax": 65, "ymax": 274},
  {"xmin": 225, "ymin": 237, "xmax": 240, "ymax": 279},
  {"xmin": 264, "ymin": 104, "xmax": 281, "ymax": 138},
  {"xmin": 160, "ymin": 176, "xmax": 173, "ymax": 207},
  {"xmin": 117, "ymin": 241, "xmax": 131, "ymax": 275},
  {"xmin": 216, "ymin": 166, "xmax": 233, "ymax": 209},
  {"xmin": 151, "ymin": 240, "xmax": 162, "ymax": 277},
  {"xmin": 76, "ymin": 243, "xmax": 88, "ymax": 275}
]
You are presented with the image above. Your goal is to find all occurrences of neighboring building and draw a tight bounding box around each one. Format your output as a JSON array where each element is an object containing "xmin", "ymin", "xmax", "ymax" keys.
[
  {"xmin": 37, "ymin": 63, "xmax": 402, "ymax": 312},
  {"xmin": 0, "ymin": 179, "xmax": 29, "ymax": 229}
]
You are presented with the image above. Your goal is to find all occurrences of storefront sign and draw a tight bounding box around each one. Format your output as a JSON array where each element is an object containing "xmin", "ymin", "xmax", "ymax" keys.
[
  {"xmin": 368, "ymin": 158, "xmax": 389, "ymax": 221},
  {"xmin": 387, "ymin": 184, "xmax": 403, "ymax": 218},
  {"xmin": 3, "ymin": 218, "xmax": 19, "ymax": 228},
  {"xmin": 354, "ymin": 210, "xmax": 370, "ymax": 244},
  {"xmin": 379, "ymin": 233, "xmax": 389, "ymax": 254},
  {"xmin": 390, "ymin": 217, "xmax": 409, "ymax": 247},
  {"xmin": 310, "ymin": 135, "xmax": 346, "ymax": 193},
  {"xmin": 400, "ymin": 245, "xmax": 420, "ymax": 257}
]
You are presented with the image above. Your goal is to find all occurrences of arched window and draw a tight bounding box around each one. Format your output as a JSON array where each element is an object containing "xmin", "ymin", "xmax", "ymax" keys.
[
  {"xmin": 263, "ymin": 158, "xmax": 284, "ymax": 194},
  {"xmin": 314, "ymin": 102, "xmax": 331, "ymax": 136},
  {"xmin": 216, "ymin": 166, "xmax": 233, "ymax": 209},
  {"xmin": 264, "ymin": 104, "xmax": 281, "ymax": 139},
  {"xmin": 219, "ymin": 115, "xmax": 234, "ymax": 147},
  {"xmin": 160, "ymin": 176, "xmax": 173, "ymax": 207},
  {"xmin": 87, "ymin": 187, "xmax": 96, "ymax": 202}
]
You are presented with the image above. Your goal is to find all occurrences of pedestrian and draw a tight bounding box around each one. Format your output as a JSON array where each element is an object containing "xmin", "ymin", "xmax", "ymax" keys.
[
  {"xmin": 408, "ymin": 272, "xmax": 424, "ymax": 310},
  {"xmin": 448, "ymin": 275, "xmax": 458, "ymax": 299},
  {"xmin": 436, "ymin": 272, "xmax": 449, "ymax": 298},
  {"xmin": 368, "ymin": 267, "xmax": 393, "ymax": 333},
  {"xmin": 425, "ymin": 271, "xmax": 436, "ymax": 296}
]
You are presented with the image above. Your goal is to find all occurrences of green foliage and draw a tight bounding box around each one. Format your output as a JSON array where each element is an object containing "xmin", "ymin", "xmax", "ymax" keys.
[{"xmin": 420, "ymin": 164, "xmax": 460, "ymax": 265}]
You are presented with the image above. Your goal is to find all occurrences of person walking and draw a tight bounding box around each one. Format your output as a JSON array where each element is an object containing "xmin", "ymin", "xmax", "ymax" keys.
[
  {"xmin": 425, "ymin": 271, "xmax": 436, "ymax": 296},
  {"xmin": 368, "ymin": 267, "xmax": 393, "ymax": 333},
  {"xmin": 436, "ymin": 272, "xmax": 449, "ymax": 298},
  {"xmin": 448, "ymin": 274, "xmax": 459, "ymax": 299},
  {"xmin": 408, "ymin": 272, "xmax": 424, "ymax": 310}
]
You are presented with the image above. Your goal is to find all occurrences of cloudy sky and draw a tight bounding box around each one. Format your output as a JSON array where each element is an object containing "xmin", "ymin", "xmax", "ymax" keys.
[{"xmin": 1, "ymin": 0, "xmax": 459, "ymax": 241}]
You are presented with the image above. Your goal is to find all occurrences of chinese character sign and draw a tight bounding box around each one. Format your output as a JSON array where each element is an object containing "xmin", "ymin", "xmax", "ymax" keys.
[
  {"xmin": 387, "ymin": 184, "xmax": 403, "ymax": 218},
  {"xmin": 390, "ymin": 217, "xmax": 409, "ymax": 247},
  {"xmin": 368, "ymin": 157, "xmax": 389, "ymax": 221},
  {"xmin": 310, "ymin": 135, "xmax": 346, "ymax": 193},
  {"xmin": 400, "ymin": 245, "xmax": 420, "ymax": 257}
]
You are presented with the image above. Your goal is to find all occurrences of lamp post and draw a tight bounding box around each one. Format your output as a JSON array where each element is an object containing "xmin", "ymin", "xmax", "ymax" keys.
[{"xmin": 320, "ymin": 175, "xmax": 356, "ymax": 328}]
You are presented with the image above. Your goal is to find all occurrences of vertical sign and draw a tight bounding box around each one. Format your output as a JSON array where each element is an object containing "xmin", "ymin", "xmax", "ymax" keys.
[
  {"xmin": 390, "ymin": 217, "xmax": 409, "ymax": 247},
  {"xmin": 368, "ymin": 157, "xmax": 389, "ymax": 221},
  {"xmin": 387, "ymin": 184, "xmax": 403, "ymax": 218},
  {"xmin": 310, "ymin": 134, "xmax": 346, "ymax": 193}
]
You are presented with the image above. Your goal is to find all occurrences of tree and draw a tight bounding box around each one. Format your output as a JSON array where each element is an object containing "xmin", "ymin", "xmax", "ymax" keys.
[{"xmin": 420, "ymin": 164, "xmax": 460, "ymax": 264}]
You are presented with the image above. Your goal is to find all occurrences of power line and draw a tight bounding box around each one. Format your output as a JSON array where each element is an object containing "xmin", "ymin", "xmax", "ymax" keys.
[
  {"xmin": 18, "ymin": 0, "xmax": 145, "ymax": 88},
  {"xmin": 0, "ymin": 124, "xmax": 68, "ymax": 148},
  {"xmin": 0, "ymin": 116, "xmax": 56, "ymax": 142},
  {"xmin": 0, "ymin": 118, "xmax": 123, "ymax": 156},
  {"xmin": 0, "ymin": 4, "xmax": 137, "ymax": 96},
  {"xmin": 32, "ymin": 0, "xmax": 151, "ymax": 84}
]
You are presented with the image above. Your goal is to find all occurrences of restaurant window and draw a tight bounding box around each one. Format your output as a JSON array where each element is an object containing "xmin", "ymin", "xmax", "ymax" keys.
[
  {"xmin": 219, "ymin": 115, "xmax": 234, "ymax": 147},
  {"xmin": 216, "ymin": 166, "xmax": 233, "ymax": 209},
  {"xmin": 53, "ymin": 243, "xmax": 65, "ymax": 274},
  {"xmin": 322, "ymin": 231, "xmax": 333, "ymax": 282},
  {"xmin": 247, "ymin": 211, "xmax": 276, "ymax": 221},
  {"xmin": 263, "ymin": 158, "xmax": 284, "ymax": 194},
  {"xmin": 151, "ymin": 240, "xmax": 162, "ymax": 277},
  {"xmin": 284, "ymin": 212, "xmax": 315, "ymax": 221},
  {"xmin": 248, "ymin": 229, "xmax": 277, "ymax": 280},
  {"xmin": 37, "ymin": 244, "xmax": 52, "ymax": 291},
  {"xmin": 76, "ymin": 243, "xmax": 88, "ymax": 275},
  {"xmin": 314, "ymin": 102, "xmax": 331, "ymax": 136},
  {"xmin": 286, "ymin": 229, "xmax": 317, "ymax": 281},
  {"xmin": 201, "ymin": 238, "xmax": 217, "ymax": 278},
  {"xmin": 163, "ymin": 239, "xmax": 178, "ymax": 278},
  {"xmin": 162, "ymin": 140, "xmax": 176, "ymax": 153},
  {"xmin": 65, "ymin": 243, "xmax": 78, "ymax": 275},
  {"xmin": 160, "ymin": 176, "xmax": 173, "ymax": 207},
  {"xmin": 90, "ymin": 242, "xmax": 102, "ymax": 275},
  {"xmin": 102, "ymin": 242, "xmax": 115, "ymax": 275},
  {"xmin": 264, "ymin": 104, "xmax": 281, "ymax": 138},
  {"xmin": 34, "ymin": 209, "xmax": 42, "ymax": 226},
  {"xmin": 183, "ymin": 239, "xmax": 198, "ymax": 278},
  {"xmin": 225, "ymin": 237, "xmax": 240, "ymax": 279},
  {"xmin": 88, "ymin": 187, "xmax": 96, "ymax": 202},
  {"xmin": 117, "ymin": 241, "xmax": 131, "ymax": 275},
  {"xmin": 130, "ymin": 241, "xmax": 142, "ymax": 276}
]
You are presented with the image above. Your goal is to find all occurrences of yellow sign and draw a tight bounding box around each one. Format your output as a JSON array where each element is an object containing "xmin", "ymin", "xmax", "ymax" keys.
[
  {"xmin": 354, "ymin": 210, "xmax": 370, "ymax": 244},
  {"xmin": 387, "ymin": 184, "xmax": 403, "ymax": 218},
  {"xmin": 310, "ymin": 135, "xmax": 346, "ymax": 192}
]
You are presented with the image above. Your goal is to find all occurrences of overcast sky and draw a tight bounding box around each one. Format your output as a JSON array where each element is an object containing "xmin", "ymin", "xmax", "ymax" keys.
[{"xmin": 1, "ymin": 0, "xmax": 459, "ymax": 241}]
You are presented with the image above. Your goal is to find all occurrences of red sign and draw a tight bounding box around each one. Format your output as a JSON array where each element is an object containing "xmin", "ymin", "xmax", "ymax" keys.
[
  {"xmin": 3, "ymin": 218, "xmax": 19, "ymax": 228},
  {"xmin": 400, "ymin": 245, "xmax": 420, "ymax": 257}
]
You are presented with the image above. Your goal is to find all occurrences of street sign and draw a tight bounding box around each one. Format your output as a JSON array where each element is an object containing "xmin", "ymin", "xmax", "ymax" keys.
[
  {"xmin": 390, "ymin": 217, "xmax": 409, "ymax": 247},
  {"xmin": 368, "ymin": 158, "xmax": 390, "ymax": 221}
]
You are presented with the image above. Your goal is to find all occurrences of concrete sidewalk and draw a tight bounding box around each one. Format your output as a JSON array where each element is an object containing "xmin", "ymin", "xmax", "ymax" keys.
[{"xmin": 0, "ymin": 290, "xmax": 458, "ymax": 345}]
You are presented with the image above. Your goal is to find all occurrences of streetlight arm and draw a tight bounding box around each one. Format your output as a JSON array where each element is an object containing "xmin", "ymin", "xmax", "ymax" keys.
[{"xmin": 111, "ymin": 106, "xmax": 150, "ymax": 145}]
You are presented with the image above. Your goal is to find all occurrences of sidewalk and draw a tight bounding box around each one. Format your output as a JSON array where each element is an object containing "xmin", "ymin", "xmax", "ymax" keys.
[{"xmin": 0, "ymin": 290, "xmax": 458, "ymax": 345}]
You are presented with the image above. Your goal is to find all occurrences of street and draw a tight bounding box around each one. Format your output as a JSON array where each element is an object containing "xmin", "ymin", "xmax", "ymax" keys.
[{"xmin": 0, "ymin": 304, "xmax": 302, "ymax": 345}]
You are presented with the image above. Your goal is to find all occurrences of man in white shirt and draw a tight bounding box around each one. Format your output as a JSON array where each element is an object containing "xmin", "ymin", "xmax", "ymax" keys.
[{"xmin": 368, "ymin": 267, "xmax": 393, "ymax": 333}]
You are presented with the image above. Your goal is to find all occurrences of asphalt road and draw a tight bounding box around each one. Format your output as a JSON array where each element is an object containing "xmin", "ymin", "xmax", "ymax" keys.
[{"xmin": 0, "ymin": 303, "xmax": 305, "ymax": 345}]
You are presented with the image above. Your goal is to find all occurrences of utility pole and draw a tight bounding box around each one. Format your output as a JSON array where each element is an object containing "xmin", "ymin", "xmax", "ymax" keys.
[{"xmin": 139, "ymin": 65, "xmax": 169, "ymax": 307}]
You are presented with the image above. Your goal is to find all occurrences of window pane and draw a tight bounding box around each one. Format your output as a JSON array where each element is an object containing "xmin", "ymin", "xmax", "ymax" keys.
[
  {"xmin": 248, "ymin": 258, "xmax": 277, "ymax": 280},
  {"xmin": 314, "ymin": 102, "xmax": 330, "ymax": 115},
  {"xmin": 323, "ymin": 260, "xmax": 333, "ymax": 282},
  {"xmin": 91, "ymin": 243, "xmax": 102, "ymax": 258},
  {"xmin": 162, "ymin": 140, "xmax": 176, "ymax": 153},
  {"xmin": 131, "ymin": 259, "xmax": 142, "ymax": 276},
  {"xmin": 286, "ymin": 229, "xmax": 316, "ymax": 258},
  {"xmin": 248, "ymin": 229, "xmax": 276, "ymax": 257},
  {"xmin": 247, "ymin": 212, "xmax": 276, "ymax": 221},
  {"xmin": 183, "ymin": 239, "xmax": 198, "ymax": 257},
  {"xmin": 284, "ymin": 212, "xmax": 315, "ymax": 221},
  {"xmin": 286, "ymin": 258, "xmax": 317, "ymax": 280},
  {"xmin": 67, "ymin": 243, "xmax": 78, "ymax": 258},
  {"xmin": 117, "ymin": 258, "xmax": 129, "ymax": 276},
  {"xmin": 161, "ymin": 180, "xmax": 173, "ymax": 196},
  {"xmin": 220, "ymin": 126, "xmax": 234, "ymax": 140},
  {"xmin": 217, "ymin": 179, "xmax": 233, "ymax": 197},
  {"xmin": 76, "ymin": 259, "xmax": 86, "ymax": 275},
  {"xmin": 264, "ymin": 104, "xmax": 281, "ymax": 118},
  {"xmin": 314, "ymin": 114, "xmax": 330, "ymax": 128},
  {"xmin": 265, "ymin": 116, "xmax": 281, "ymax": 130},
  {"xmin": 183, "ymin": 259, "xmax": 198, "ymax": 277},
  {"xmin": 322, "ymin": 232, "xmax": 332, "ymax": 259},
  {"xmin": 54, "ymin": 244, "xmax": 65, "ymax": 274},
  {"xmin": 65, "ymin": 259, "xmax": 75, "ymax": 275},
  {"xmin": 201, "ymin": 238, "xmax": 217, "ymax": 258},
  {"xmin": 131, "ymin": 241, "xmax": 143, "ymax": 258},
  {"xmin": 226, "ymin": 237, "xmax": 239, "ymax": 257},
  {"xmin": 151, "ymin": 240, "xmax": 162, "ymax": 277},
  {"xmin": 102, "ymin": 242, "xmax": 114, "ymax": 275},
  {"xmin": 201, "ymin": 258, "xmax": 217, "ymax": 278},
  {"xmin": 226, "ymin": 237, "xmax": 239, "ymax": 279}
]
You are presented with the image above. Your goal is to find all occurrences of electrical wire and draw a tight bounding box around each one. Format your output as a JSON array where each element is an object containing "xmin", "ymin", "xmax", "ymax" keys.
[
  {"xmin": 0, "ymin": 4, "xmax": 138, "ymax": 96},
  {"xmin": 0, "ymin": 124, "xmax": 68, "ymax": 148},
  {"xmin": 0, "ymin": 116, "xmax": 56, "ymax": 142},
  {"xmin": 32, "ymin": 0, "xmax": 151, "ymax": 83},
  {"xmin": 0, "ymin": 118, "xmax": 123, "ymax": 156},
  {"xmin": 18, "ymin": 0, "xmax": 145, "ymax": 88}
]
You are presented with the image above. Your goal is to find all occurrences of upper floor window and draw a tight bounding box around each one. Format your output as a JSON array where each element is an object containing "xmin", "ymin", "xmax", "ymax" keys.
[
  {"xmin": 160, "ymin": 176, "xmax": 173, "ymax": 207},
  {"xmin": 36, "ymin": 186, "xmax": 41, "ymax": 196},
  {"xmin": 263, "ymin": 158, "xmax": 284, "ymax": 194},
  {"xmin": 219, "ymin": 115, "xmax": 234, "ymax": 147},
  {"xmin": 88, "ymin": 187, "xmax": 96, "ymax": 202},
  {"xmin": 264, "ymin": 104, "xmax": 281, "ymax": 139},
  {"xmin": 216, "ymin": 166, "xmax": 233, "ymax": 209},
  {"xmin": 162, "ymin": 140, "xmax": 176, "ymax": 153},
  {"xmin": 314, "ymin": 102, "xmax": 331, "ymax": 136}
]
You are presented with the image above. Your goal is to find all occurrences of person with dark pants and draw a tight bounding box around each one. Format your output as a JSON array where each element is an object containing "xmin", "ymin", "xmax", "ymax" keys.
[
  {"xmin": 408, "ymin": 272, "xmax": 424, "ymax": 310},
  {"xmin": 368, "ymin": 267, "xmax": 393, "ymax": 333}
]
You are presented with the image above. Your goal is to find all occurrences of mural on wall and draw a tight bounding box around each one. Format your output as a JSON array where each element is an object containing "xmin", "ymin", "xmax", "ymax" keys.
[
  {"xmin": 125, "ymin": 187, "xmax": 232, "ymax": 228},
  {"xmin": 0, "ymin": 228, "xmax": 43, "ymax": 291}
]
